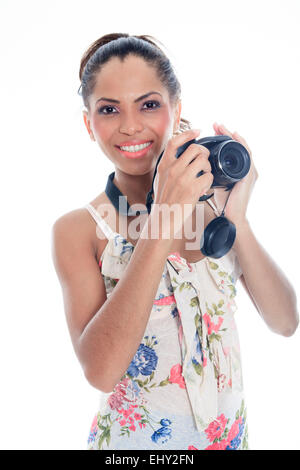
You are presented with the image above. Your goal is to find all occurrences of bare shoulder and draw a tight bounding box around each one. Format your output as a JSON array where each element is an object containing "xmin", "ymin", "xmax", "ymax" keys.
[
  {"xmin": 52, "ymin": 192, "xmax": 109, "ymax": 259},
  {"xmin": 52, "ymin": 208, "xmax": 95, "ymax": 257}
]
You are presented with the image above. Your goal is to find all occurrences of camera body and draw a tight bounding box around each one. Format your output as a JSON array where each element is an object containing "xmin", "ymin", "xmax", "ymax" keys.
[
  {"xmin": 145, "ymin": 134, "xmax": 251, "ymax": 258},
  {"xmin": 175, "ymin": 135, "xmax": 251, "ymax": 193}
]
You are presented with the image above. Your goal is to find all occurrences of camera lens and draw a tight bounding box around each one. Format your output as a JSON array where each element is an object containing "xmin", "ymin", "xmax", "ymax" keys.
[
  {"xmin": 222, "ymin": 148, "xmax": 243, "ymax": 175},
  {"xmin": 219, "ymin": 142, "xmax": 250, "ymax": 180}
]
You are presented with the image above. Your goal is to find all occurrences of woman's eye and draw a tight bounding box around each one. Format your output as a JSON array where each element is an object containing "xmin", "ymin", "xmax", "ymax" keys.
[
  {"xmin": 97, "ymin": 100, "xmax": 160, "ymax": 115},
  {"xmin": 143, "ymin": 100, "xmax": 160, "ymax": 110},
  {"xmin": 98, "ymin": 105, "xmax": 117, "ymax": 115}
]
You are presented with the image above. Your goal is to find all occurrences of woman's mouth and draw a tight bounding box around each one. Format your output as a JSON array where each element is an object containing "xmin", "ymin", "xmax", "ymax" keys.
[{"xmin": 116, "ymin": 141, "xmax": 153, "ymax": 159}]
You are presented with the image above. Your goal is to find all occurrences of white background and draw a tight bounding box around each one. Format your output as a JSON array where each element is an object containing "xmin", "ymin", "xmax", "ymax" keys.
[{"xmin": 0, "ymin": 0, "xmax": 299, "ymax": 450}]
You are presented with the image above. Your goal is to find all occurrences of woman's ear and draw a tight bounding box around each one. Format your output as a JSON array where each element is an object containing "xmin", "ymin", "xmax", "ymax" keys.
[{"xmin": 82, "ymin": 109, "xmax": 95, "ymax": 141}]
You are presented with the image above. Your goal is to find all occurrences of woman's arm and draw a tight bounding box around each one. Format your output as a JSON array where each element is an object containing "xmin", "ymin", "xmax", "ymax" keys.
[
  {"xmin": 234, "ymin": 221, "xmax": 299, "ymax": 337},
  {"xmin": 211, "ymin": 122, "xmax": 299, "ymax": 337},
  {"xmin": 52, "ymin": 211, "xmax": 174, "ymax": 393}
]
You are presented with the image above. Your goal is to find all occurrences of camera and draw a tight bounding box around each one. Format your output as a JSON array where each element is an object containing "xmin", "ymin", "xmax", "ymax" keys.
[
  {"xmin": 145, "ymin": 134, "xmax": 251, "ymax": 258},
  {"xmin": 175, "ymin": 135, "xmax": 251, "ymax": 199}
]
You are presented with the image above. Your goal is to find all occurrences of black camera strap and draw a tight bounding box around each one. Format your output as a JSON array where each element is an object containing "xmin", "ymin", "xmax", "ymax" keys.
[
  {"xmin": 105, "ymin": 172, "xmax": 148, "ymax": 216},
  {"xmin": 105, "ymin": 160, "xmax": 236, "ymax": 259}
]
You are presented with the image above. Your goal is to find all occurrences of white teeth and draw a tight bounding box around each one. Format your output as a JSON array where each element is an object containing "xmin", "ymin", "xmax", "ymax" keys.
[{"xmin": 120, "ymin": 142, "xmax": 152, "ymax": 152}]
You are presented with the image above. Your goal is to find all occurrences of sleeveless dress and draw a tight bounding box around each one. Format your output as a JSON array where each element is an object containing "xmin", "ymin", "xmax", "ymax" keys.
[{"xmin": 84, "ymin": 201, "xmax": 249, "ymax": 450}]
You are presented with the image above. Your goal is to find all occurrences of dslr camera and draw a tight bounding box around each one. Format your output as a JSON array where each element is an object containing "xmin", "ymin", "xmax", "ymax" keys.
[{"xmin": 175, "ymin": 135, "xmax": 251, "ymax": 200}]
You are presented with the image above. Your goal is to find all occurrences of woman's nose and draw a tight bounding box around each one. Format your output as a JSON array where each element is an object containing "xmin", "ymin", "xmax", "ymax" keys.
[{"xmin": 119, "ymin": 114, "xmax": 143, "ymax": 134}]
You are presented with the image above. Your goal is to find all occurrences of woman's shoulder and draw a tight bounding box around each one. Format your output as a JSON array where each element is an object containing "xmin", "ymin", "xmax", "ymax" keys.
[{"xmin": 53, "ymin": 192, "xmax": 109, "ymax": 264}]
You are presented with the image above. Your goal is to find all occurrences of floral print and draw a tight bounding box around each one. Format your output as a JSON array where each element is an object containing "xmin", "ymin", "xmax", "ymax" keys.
[
  {"xmin": 188, "ymin": 400, "xmax": 248, "ymax": 450},
  {"xmin": 86, "ymin": 333, "xmax": 188, "ymax": 449},
  {"xmin": 84, "ymin": 203, "xmax": 248, "ymax": 450}
]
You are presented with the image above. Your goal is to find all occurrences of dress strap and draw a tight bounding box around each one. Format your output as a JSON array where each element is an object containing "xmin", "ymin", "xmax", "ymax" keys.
[{"xmin": 84, "ymin": 203, "xmax": 116, "ymax": 240}]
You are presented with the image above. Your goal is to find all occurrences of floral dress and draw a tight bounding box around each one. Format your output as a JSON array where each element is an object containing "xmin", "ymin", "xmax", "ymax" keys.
[{"xmin": 84, "ymin": 202, "xmax": 249, "ymax": 450}]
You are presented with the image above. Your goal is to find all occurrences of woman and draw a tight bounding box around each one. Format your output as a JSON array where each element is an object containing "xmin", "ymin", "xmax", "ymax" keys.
[{"xmin": 51, "ymin": 33, "xmax": 299, "ymax": 450}]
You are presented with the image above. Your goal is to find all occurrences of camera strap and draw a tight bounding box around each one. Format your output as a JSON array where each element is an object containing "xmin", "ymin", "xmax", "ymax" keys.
[
  {"xmin": 105, "ymin": 171, "xmax": 148, "ymax": 216},
  {"xmin": 105, "ymin": 166, "xmax": 236, "ymax": 260}
]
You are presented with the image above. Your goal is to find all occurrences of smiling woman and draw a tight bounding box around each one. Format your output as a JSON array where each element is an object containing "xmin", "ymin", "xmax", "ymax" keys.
[
  {"xmin": 51, "ymin": 32, "xmax": 298, "ymax": 452},
  {"xmin": 51, "ymin": 31, "xmax": 251, "ymax": 451}
]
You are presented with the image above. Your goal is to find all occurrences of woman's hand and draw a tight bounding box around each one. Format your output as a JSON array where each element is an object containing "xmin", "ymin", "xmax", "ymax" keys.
[
  {"xmin": 211, "ymin": 122, "xmax": 259, "ymax": 227},
  {"xmin": 152, "ymin": 128, "xmax": 214, "ymax": 239}
]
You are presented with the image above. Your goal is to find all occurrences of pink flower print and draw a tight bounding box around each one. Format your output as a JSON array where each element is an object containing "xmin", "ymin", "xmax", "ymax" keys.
[
  {"xmin": 188, "ymin": 445, "xmax": 198, "ymax": 450},
  {"xmin": 169, "ymin": 363, "xmax": 186, "ymax": 389},
  {"xmin": 108, "ymin": 392, "xmax": 125, "ymax": 410},
  {"xmin": 213, "ymin": 317, "xmax": 223, "ymax": 333},
  {"xmin": 153, "ymin": 294, "xmax": 176, "ymax": 306},
  {"xmin": 205, "ymin": 438, "xmax": 229, "ymax": 450},
  {"xmin": 203, "ymin": 313, "xmax": 213, "ymax": 335},
  {"xmin": 129, "ymin": 423, "xmax": 136, "ymax": 431},
  {"xmin": 119, "ymin": 418, "xmax": 127, "ymax": 426},
  {"xmin": 122, "ymin": 405, "xmax": 135, "ymax": 419},
  {"xmin": 134, "ymin": 412, "xmax": 142, "ymax": 420},
  {"xmin": 227, "ymin": 416, "xmax": 243, "ymax": 442},
  {"xmin": 113, "ymin": 378, "xmax": 127, "ymax": 396},
  {"xmin": 205, "ymin": 413, "xmax": 227, "ymax": 442},
  {"xmin": 109, "ymin": 378, "xmax": 133, "ymax": 408},
  {"xmin": 217, "ymin": 373, "xmax": 226, "ymax": 392},
  {"xmin": 90, "ymin": 414, "xmax": 97, "ymax": 430},
  {"xmin": 139, "ymin": 422, "xmax": 146, "ymax": 429},
  {"xmin": 202, "ymin": 349, "xmax": 207, "ymax": 368},
  {"xmin": 203, "ymin": 314, "xmax": 224, "ymax": 336},
  {"xmin": 168, "ymin": 251, "xmax": 185, "ymax": 265}
]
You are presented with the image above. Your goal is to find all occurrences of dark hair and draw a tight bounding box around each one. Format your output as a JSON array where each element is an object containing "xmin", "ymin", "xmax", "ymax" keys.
[{"xmin": 78, "ymin": 33, "xmax": 192, "ymax": 133}]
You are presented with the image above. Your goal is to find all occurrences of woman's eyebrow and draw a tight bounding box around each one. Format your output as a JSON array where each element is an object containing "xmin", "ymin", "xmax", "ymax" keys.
[{"xmin": 96, "ymin": 91, "xmax": 162, "ymax": 104}]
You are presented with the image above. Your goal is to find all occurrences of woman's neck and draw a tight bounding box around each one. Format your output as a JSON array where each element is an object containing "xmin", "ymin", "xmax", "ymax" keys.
[{"xmin": 113, "ymin": 168, "xmax": 155, "ymax": 208}]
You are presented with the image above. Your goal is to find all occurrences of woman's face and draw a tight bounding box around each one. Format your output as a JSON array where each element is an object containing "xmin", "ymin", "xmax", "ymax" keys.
[{"xmin": 83, "ymin": 55, "xmax": 181, "ymax": 176}]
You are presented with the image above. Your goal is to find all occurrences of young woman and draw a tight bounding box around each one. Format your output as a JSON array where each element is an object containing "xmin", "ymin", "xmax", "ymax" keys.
[{"xmin": 51, "ymin": 33, "xmax": 298, "ymax": 450}]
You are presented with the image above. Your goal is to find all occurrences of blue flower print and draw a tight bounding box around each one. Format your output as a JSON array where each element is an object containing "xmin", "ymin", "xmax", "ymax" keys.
[
  {"xmin": 226, "ymin": 421, "xmax": 245, "ymax": 450},
  {"xmin": 151, "ymin": 420, "xmax": 172, "ymax": 445},
  {"xmin": 127, "ymin": 344, "xmax": 158, "ymax": 377},
  {"xmin": 120, "ymin": 243, "xmax": 134, "ymax": 257},
  {"xmin": 194, "ymin": 331, "xmax": 203, "ymax": 362},
  {"xmin": 160, "ymin": 418, "xmax": 172, "ymax": 426},
  {"xmin": 87, "ymin": 428, "xmax": 97, "ymax": 445},
  {"xmin": 171, "ymin": 306, "xmax": 178, "ymax": 318},
  {"xmin": 192, "ymin": 357, "xmax": 201, "ymax": 368},
  {"xmin": 113, "ymin": 235, "xmax": 134, "ymax": 256},
  {"xmin": 128, "ymin": 379, "xmax": 141, "ymax": 397}
]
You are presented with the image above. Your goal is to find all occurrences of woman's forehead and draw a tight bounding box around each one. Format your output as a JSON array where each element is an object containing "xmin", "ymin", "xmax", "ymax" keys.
[{"xmin": 92, "ymin": 58, "xmax": 168, "ymax": 103}]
